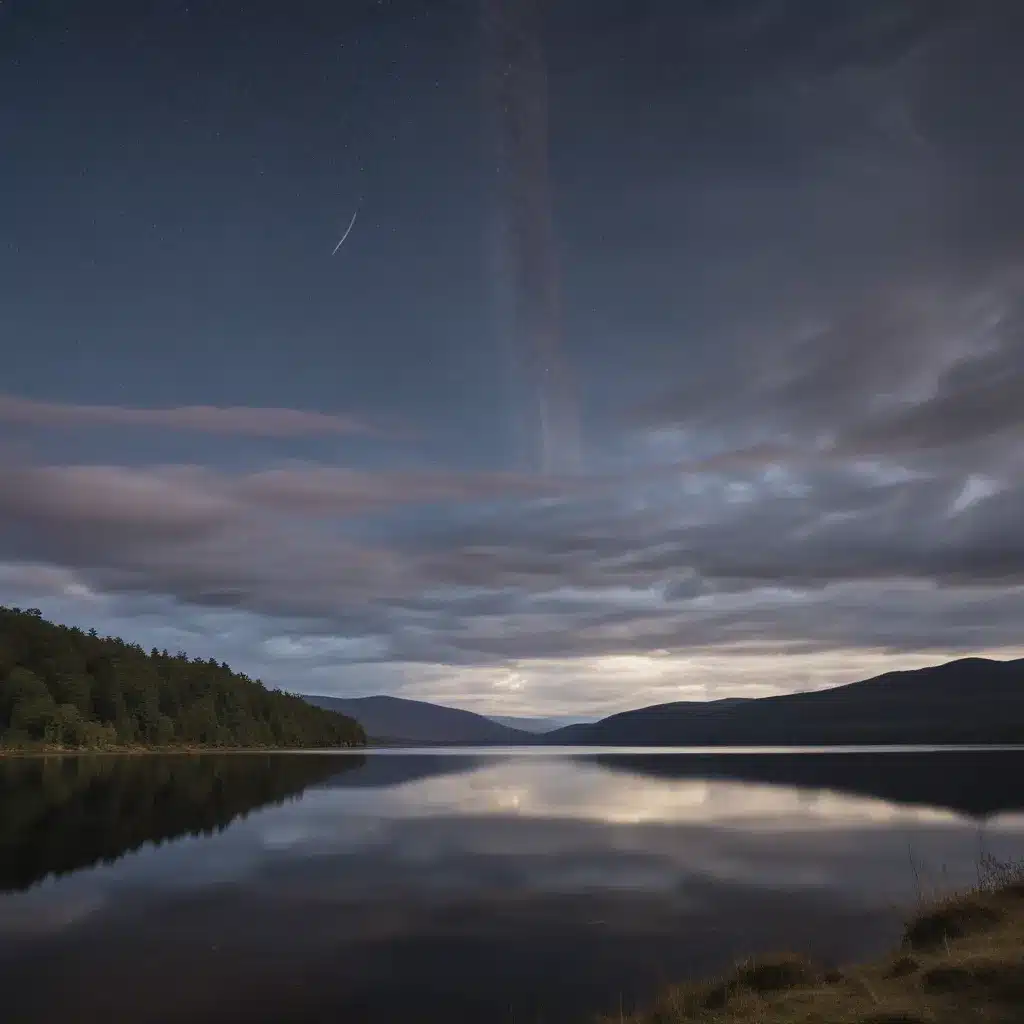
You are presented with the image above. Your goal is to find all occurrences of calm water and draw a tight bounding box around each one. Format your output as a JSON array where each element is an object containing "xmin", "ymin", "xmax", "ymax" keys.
[{"xmin": 2, "ymin": 748, "xmax": 1024, "ymax": 1024}]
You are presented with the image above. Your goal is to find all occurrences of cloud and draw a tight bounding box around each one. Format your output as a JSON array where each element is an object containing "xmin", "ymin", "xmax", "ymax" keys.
[
  {"xmin": 0, "ymin": 394, "xmax": 382, "ymax": 437},
  {"xmin": 3, "ymin": 3, "xmax": 1024, "ymax": 714},
  {"xmin": 233, "ymin": 466, "xmax": 560, "ymax": 515},
  {"xmin": 623, "ymin": 2, "xmax": 1024, "ymax": 476},
  {"xmin": 2, "ymin": 450, "xmax": 1024, "ymax": 697},
  {"xmin": 0, "ymin": 460, "xmax": 558, "ymax": 529},
  {"xmin": 837, "ymin": 326, "xmax": 1024, "ymax": 460},
  {"xmin": 0, "ymin": 460, "xmax": 566, "ymax": 622}
]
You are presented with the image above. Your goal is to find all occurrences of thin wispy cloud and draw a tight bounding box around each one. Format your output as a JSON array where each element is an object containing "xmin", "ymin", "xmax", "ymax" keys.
[{"xmin": 0, "ymin": 395, "xmax": 382, "ymax": 438}]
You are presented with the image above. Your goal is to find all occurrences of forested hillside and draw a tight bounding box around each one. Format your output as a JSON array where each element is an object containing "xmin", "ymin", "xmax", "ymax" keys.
[{"xmin": 0, "ymin": 606, "xmax": 365, "ymax": 750}]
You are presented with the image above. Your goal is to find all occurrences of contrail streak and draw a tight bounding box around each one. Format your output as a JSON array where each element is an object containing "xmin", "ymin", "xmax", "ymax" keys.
[
  {"xmin": 331, "ymin": 209, "xmax": 359, "ymax": 255},
  {"xmin": 482, "ymin": 0, "xmax": 582, "ymax": 475}
]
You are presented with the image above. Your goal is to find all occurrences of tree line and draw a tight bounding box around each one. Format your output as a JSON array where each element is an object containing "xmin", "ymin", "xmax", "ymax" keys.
[{"xmin": 0, "ymin": 606, "xmax": 366, "ymax": 750}]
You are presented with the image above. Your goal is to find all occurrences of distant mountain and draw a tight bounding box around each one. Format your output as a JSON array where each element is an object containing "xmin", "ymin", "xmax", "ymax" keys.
[
  {"xmin": 487, "ymin": 715, "xmax": 594, "ymax": 733},
  {"xmin": 542, "ymin": 658, "xmax": 1024, "ymax": 747},
  {"xmin": 301, "ymin": 694, "xmax": 530, "ymax": 745}
]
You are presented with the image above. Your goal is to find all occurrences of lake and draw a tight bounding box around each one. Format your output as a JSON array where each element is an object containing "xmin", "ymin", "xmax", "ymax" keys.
[{"xmin": 2, "ymin": 747, "xmax": 1024, "ymax": 1023}]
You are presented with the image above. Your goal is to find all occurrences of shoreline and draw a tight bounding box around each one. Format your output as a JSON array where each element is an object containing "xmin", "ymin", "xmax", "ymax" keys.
[
  {"xmin": 614, "ymin": 867, "xmax": 1024, "ymax": 1024},
  {"xmin": 5, "ymin": 741, "xmax": 1024, "ymax": 758},
  {"xmin": 0, "ymin": 745, "xmax": 367, "ymax": 758}
]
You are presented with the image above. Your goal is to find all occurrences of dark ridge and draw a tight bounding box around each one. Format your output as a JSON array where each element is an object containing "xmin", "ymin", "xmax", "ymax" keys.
[
  {"xmin": 302, "ymin": 693, "xmax": 531, "ymax": 745},
  {"xmin": 544, "ymin": 658, "xmax": 1024, "ymax": 747}
]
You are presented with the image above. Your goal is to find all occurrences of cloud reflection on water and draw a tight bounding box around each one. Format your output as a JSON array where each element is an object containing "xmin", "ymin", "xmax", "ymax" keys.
[{"xmin": 3, "ymin": 751, "xmax": 1024, "ymax": 1024}]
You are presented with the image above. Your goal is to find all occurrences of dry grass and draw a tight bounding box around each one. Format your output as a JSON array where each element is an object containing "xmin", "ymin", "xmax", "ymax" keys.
[{"xmin": 605, "ymin": 858, "xmax": 1024, "ymax": 1024}]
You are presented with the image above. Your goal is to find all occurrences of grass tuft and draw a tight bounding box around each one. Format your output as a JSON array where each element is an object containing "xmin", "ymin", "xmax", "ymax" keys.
[
  {"xmin": 997, "ymin": 880, "xmax": 1024, "ymax": 901},
  {"xmin": 921, "ymin": 954, "xmax": 1024, "ymax": 1001},
  {"xmin": 883, "ymin": 954, "xmax": 920, "ymax": 980},
  {"xmin": 733, "ymin": 955, "xmax": 821, "ymax": 993},
  {"xmin": 902, "ymin": 897, "xmax": 1004, "ymax": 950},
  {"xmin": 702, "ymin": 954, "xmax": 822, "ymax": 1009}
]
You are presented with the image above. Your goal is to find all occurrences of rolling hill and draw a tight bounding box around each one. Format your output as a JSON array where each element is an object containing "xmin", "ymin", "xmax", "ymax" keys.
[
  {"xmin": 487, "ymin": 714, "xmax": 594, "ymax": 733},
  {"xmin": 542, "ymin": 658, "xmax": 1024, "ymax": 746},
  {"xmin": 301, "ymin": 694, "xmax": 531, "ymax": 745}
]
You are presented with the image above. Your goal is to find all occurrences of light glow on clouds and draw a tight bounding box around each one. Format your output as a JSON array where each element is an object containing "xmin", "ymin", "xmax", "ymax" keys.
[{"xmin": 3, "ymin": 557, "xmax": 1024, "ymax": 715}]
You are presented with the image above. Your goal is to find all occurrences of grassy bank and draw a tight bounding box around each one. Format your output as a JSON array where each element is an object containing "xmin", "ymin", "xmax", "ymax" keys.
[{"xmin": 612, "ymin": 859, "xmax": 1024, "ymax": 1024}]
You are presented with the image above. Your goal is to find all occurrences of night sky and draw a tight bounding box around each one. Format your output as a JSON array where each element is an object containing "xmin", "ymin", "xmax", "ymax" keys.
[{"xmin": 2, "ymin": 0, "xmax": 1023, "ymax": 717}]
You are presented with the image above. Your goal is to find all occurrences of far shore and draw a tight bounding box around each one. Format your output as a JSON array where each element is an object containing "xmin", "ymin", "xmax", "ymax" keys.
[
  {"xmin": 0, "ymin": 745, "xmax": 368, "ymax": 758},
  {"xmin": 6, "ymin": 741, "xmax": 1024, "ymax": 758}
]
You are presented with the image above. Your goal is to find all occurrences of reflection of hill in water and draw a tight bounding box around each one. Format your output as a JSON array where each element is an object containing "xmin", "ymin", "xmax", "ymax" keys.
[
  {"xmin": 313, "ymin": 753, "xmax": 487, "ymax": 790},
  {"xmin": 589, "ymin": 750, "xmax": 1024, "ymax": 820},
  {"xmin": 0, "ymin": 754, "xmax": 362, "ymax": 892}
]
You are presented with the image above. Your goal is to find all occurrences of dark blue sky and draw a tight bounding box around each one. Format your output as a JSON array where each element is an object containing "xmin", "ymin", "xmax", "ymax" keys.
[
  {"xmin": 2, "ymin": 0, "xmax": 1023, "ymax": 715},
  {"xmin": 3, "ymin": 0, "xmax": 500, "ymax": 465}
]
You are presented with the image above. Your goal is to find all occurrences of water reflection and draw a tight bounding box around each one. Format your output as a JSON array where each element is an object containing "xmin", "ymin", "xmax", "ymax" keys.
[
  {"xmin": 0, "ymin": 753, "xmax": 363, "ymax": 891},
  {"xmin": 1, "ymin": 749, "xmax": 1023, "ymax": 1024},
  {"xmin": 588, "ymin": 748, "xmax": 1024, "ymax": 819}
]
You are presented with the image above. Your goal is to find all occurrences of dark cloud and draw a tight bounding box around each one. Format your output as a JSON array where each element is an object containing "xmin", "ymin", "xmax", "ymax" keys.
[
  {"xmin": 839, "ymin": 320, "xmax": 1024, "ymax": 459},
  {"xmin": 2, "ymin": 452, "xmax": 1023, "ymax": 674}
]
